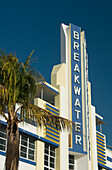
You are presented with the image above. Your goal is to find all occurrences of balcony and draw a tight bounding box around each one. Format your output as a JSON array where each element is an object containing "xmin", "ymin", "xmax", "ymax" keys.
[
  {"xmin": 34, "ymin": 97, "xmax": 60, "ymax": 147},
  {"xmin": 35, "ymin": 81, "xmax": 59, "ymax": 106}
]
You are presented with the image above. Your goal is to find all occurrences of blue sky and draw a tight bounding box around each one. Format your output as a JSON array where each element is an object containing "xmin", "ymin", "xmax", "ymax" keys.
[{"xmin": 0, "ymin": 0, "xmax": 112, "ymax": 145}]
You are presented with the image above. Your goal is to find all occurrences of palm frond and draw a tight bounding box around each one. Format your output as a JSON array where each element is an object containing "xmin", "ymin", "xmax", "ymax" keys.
[
  {"xmin": 17, "ymin": 104, "xmax": 74, "ymax": 130},
  {"xmin": 0, "ymin": 84, "xmax": 8, "ymax": 101},
  {"xmin": 0, "ymin": 111, "xmax": 8, "ymax": 121},
  {"xmin": 24, "ymin": 50, "xmax": 34, "ymax": 67}
]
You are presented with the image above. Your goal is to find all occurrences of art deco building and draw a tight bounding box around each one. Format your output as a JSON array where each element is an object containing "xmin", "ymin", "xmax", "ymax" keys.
[{"xmin": 0, "ymin": 23, "xmax": 112, "ymax": 170}]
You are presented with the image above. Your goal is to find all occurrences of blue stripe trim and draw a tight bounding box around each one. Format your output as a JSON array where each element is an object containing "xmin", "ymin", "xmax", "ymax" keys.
[
  {"xmin": 97, "ymin": 139, "xmax": 105, "ymax": 145},
  {"xmin": 0, "ymin": 151, "xmax": 36, "ymax": 166},
  {"xmin": 19, "ymin": 157, "xmax": 36, "ymax": 166},
  {"xmin": 96, "ymin": 137, "xmax": 104, "ymax": 142},
  {"xmin": 97, "ymin": 152, "xmax": 106, "ymax": 158},
  {"xmin": 19, "ymin": 127, "xmax": 59, "ymax": 147},
  {"xmin": 1, "ymin": 113, "xmax": 37, "ymax": 127},
  {"xmin": 41, "ymin": 82, "xmax": 59, "ymax": 95},
  {"xmin": 96, "ymin": 135, "xmax": 104, "ymax": 141},
  {"xmin": 46, "ymin": 127, "xmax": 59, "ymax": 135},
  {"xmin": 0, "ymin": 150, "xmax": 6, "ymax": 156},
  {"xmin": 96, "ymin": 132, "xmax": 104, "ymax": 138},
  {"xmin": 97, "ymin": 142, "xmax": 105, "ymax": 147},
  {"xmin": 0, "ymin": 120, "xmax": 7, "ymax": 126},
  {"xmin": 97, "ymin": 145, "xmax": 105, "ymax": 151},
  {"xmin": 46, "ymin": 123, "xmax": 59, "ymax": 130},
  {"xmin": 17, "ymin": 113, "xmax": 37, "ymax": 127},
  {"xmin": 46, "ymin": 103, "xmax": 59, "ymax": 112},
  {"xmin": 46, "ymin": 107, "xmax": 59, "ymax": 115},
  {"xmin": 46, "ymin": 130, "xmax": 59, "ymax": 138},
  {"xmin": 46, "ymin": 135, "xmax": 59, "ymax": 142},
  {"xmin": 96, "ymin": 137, "xmax": 105, "ymax": 144},
  {"xmin": 97, "ymin": 152, "xmax": 105, "ymax": 157},
  {"xmin": 0, "ymin": 120, "xmax": 59, "ymax": 147},
  {"xmin": 98, "ymin": 163, "xmax": 112, "ymax": 170},
  {"xmin": 97, "ymin": 148, "xmax": 105, "ymax": 154},
  {"xmin": 69, "ymin": 148, "xmax": 87, "ymax": 155},
  {"xmin": 107, "ymin": 156, "xmax": 112, "ymax": 162},
  {"xmin": 98, "ymin": 158, "xmax": 106, "ymax": 164},
  {"xmin": 97, "ymin": 155, "xmax": 106, "ymax": 161}
]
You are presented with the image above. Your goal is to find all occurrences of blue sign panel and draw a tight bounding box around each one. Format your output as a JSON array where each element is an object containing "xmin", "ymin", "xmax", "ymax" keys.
[{"xmin": 70, "ymin": 24, "xmax": 83, "ymax": 153}]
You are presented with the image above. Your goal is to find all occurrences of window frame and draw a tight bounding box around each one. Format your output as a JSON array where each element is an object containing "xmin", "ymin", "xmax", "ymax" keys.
[
  {"xmin": 0, "ymin": 127, "xmax": 7, "ymax": 152},
  {"xmin": 20, "ymin": 134, "xmax": 35, "ymax": 162},
  {"xmin": 0, "ymin": 127, "xmax": 36, "ymax": 162},
  {"xmin": 44, "ymin": 143, "xmax": 55, "ymax": 170},
  {"xmin": 69, "ymin": 154, "xmax": 75, "ymax": 170}
]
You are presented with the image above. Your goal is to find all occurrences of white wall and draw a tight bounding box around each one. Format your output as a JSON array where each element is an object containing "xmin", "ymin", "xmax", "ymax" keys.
[
  {"xmin": 0, "ymin": 155, "xmax": 35, "ymax": 170},
  {"xmin": 90, "ymin": 105, "xmax": 98, "ymax": 170},
  {"xmin": 51, "ymin": 63, "xmax": 69, "ymax": 170},
  {"xmin": 35, "ymin": 141, "xmax": 44, "ymax": 170},
  {"xmin": 88, "ymin": 82, "xmax": 98, "ymax": 170},
  {"xmin": 76, "ymin": 155, "xmax": 89, "ymax": 170},
  {"xmin": 19, "ymin": 161, "xmax": 35, "ymax": 170},
  {"xmin": 106, "ymin": 148, "xmax": 112, "ymax": 169},
  {"xmin": 0, "ymin": 155, "xmax": 6, "ymax": 170},
  {"xmin": 59, "ymin": 86, "xmax": 69, "ymax": 170}
]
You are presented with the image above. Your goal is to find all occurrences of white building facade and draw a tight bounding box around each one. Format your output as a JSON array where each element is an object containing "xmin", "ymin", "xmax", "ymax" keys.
[{"xmin": 0, "ymin": 23, "xmax": 112, "ymax": 170}]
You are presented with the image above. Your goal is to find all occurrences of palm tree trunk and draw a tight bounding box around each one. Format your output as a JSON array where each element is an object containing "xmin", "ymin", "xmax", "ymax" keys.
[{"xmin": 5, "ymin": 116, "xmax": 19, "ymax": 170}]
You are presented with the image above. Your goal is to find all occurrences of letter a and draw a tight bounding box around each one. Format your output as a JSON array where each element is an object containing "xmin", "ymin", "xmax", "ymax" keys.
[
  {"xmin": 74, "ymin": 64, "xmax": 80, "ymax": 73},
  {"xmin": 74, "ymin": 98, "xmax": 81, "ymax": 107}
]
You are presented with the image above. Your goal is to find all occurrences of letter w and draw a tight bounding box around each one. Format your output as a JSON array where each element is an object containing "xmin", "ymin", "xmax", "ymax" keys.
[{"xmin": 74, "ymin": 86, "xmax": 81, "ymax": 96}]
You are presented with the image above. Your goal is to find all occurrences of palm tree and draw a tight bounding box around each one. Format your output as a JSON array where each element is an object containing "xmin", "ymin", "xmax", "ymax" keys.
[{"xmin": 0, "ymin": 51, "xmax": 73, "ymax": 170}]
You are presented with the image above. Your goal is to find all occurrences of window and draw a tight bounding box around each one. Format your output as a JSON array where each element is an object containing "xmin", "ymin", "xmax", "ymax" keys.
[
  {"xmin": 0, "ymin": 127, "xmax": 36, "ymax": 162},
  {"xmin": 0, "ymin": 127, "xmax": 7, "ymax": 151},
  {"xmin": 44, "ymin": 143, "xmax": 55, "ymax": 170},
  {"xmin": 20, "ymin": 134, "xmax": 35, "ymax": 161},
  {"xmin": 69, "ymin": 155, "xmax": 75, "ymax": 170}
]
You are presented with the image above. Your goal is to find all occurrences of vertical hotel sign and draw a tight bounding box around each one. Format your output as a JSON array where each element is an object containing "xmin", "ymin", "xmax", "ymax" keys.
[{"xmin": 70, "ymin": 24, "xmax": 83, "ymax": 152}]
